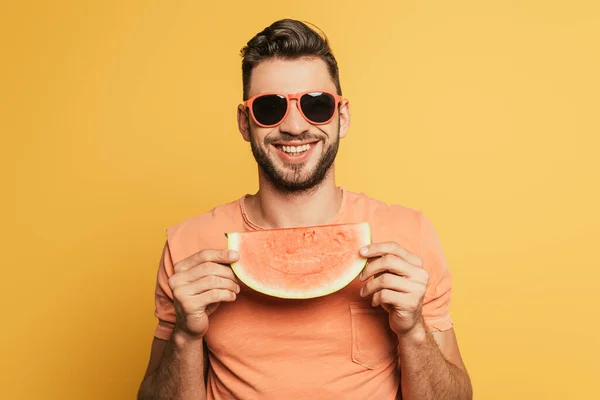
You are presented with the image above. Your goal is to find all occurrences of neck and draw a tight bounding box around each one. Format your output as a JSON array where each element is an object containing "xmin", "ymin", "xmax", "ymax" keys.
[{"xmin": 245, "ymin": 169, "xmax": 343, "ymax": 229}]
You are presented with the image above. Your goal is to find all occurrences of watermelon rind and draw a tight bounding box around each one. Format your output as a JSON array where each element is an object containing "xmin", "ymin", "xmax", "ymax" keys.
[{"xmin": 227, "ymin": 222, "xmax": 371, "ymax": 299}]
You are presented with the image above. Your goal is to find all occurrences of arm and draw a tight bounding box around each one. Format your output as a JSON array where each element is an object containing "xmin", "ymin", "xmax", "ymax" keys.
[
  {"xmin": 138, "ymin": 246, "xmax": 239, "ymax": 399},
  {"xmin": 396, "ymin": 322, "xmax": 472, "ymax": 400},
  {"xmin": 137, "ymin": 333, "xmax": 208, "ymax": 400},
  {"xmin": 359, "ymin": 238, "xmax": 472, "ymax": 400}
]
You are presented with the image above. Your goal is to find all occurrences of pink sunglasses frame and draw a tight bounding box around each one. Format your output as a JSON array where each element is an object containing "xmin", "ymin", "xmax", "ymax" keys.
[{"xmin": 244, "ymin": 89, "xmax": 344, "ymax": 128}]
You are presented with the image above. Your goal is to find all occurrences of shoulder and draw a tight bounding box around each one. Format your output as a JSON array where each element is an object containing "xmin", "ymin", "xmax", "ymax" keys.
[
  {"xmin": 344, "ymin": 189, "xmax": 440, "ymax": 255},
  {"xmin": 345, "ymin": 190, "xmax": 452, "ymax": 301},
  {"xmin": 345, "ymin": 189, "xmax": 424, "ymax": 230},
  {"xmin": 167, "ymin": 198, "xmax": 241, "ymax": 238},
  {"xmin": 165, "ymin": 197, "xmax": 244, "ymax": 263}
]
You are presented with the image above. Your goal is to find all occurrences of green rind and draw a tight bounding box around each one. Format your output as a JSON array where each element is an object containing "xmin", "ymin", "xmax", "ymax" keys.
[{"xmin": 227, "ymin": 222, "xmax": 372, "ymax": 299}]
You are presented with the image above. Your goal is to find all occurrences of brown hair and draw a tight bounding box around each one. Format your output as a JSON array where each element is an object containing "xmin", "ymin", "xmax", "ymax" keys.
[{"xmin": 240, "ymin": 19, "xmax": 342, "ymax": 100}]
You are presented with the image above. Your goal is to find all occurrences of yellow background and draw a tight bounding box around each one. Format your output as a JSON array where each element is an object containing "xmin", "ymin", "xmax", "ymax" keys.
[{"xmin": 2, "ymin": 1, "xmax": 599, "ymax": 399}]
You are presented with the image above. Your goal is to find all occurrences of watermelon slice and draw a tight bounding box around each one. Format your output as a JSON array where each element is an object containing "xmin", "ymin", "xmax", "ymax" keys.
[{"xmin": 226, "ymin": 222, "xmax": 371, "ymax": 299}]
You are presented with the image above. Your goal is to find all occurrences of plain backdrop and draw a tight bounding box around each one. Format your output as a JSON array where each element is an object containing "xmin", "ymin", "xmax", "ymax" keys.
[{"xmin": 2, "ymin": 1, "xmax": 599, "ymax": 399}]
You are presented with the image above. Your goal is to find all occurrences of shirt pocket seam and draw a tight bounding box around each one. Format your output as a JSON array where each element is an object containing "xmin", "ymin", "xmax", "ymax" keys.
[{"xmin": 349, "ymin": 302, "xmax": 398, "ymax": 370}]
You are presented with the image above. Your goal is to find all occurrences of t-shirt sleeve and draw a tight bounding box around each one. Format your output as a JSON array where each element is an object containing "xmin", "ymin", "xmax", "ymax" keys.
[
  {"xmin": 153, "ymin": 241, "xmax": 177, "ymax": 341},
  {"xmin": 420, "ymin": 212, "xmax": 454, "ymax": 332}
]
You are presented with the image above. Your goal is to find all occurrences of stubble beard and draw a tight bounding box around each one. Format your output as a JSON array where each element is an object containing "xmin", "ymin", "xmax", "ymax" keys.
[{"xmin": 249, "ymin": 126, "xmax": 340, "ymax": 195}]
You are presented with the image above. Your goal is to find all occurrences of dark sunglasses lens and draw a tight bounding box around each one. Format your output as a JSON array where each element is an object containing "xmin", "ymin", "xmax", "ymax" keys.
[
  {"xmin": 252, "ymin": 94, "xmax": 287, "ymax": 126},
  {"xmin": 300, "ymin": 92, "xmax": 336, "ymax": 123}
]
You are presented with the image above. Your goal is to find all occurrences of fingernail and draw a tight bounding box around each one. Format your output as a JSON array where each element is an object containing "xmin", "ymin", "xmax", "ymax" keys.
[
  {"xmin": 229, "ymin": 250, "xmax": 238, "ymax": 259},
  {"xmin": 236, "ymin": 284, "xmax": 241, "ymax": 293},
  {"xmin": 360, "ymin": 247, "xmax": 368, "ymax": 256},
  {"xmin": 360, "ymin": 287, "xmax": 364, "ymax": 297},
  {"xmin": 359, "ymin": 271, "xmax": 364, "ymax": 280}
]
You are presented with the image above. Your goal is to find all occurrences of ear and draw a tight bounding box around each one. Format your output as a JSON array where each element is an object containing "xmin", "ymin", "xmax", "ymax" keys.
[
  {"xmin": 338, "ymin": 99, "xmax": 351, "ymax": 139},
  {"xmin": 237, "ymin": 104, "xmax": 251, "ymax": 142}
]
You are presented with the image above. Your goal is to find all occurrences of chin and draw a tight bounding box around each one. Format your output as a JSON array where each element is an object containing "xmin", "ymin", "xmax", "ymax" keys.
[{"xmin": 267, "ymin": 166, "xmax": 332, "ymax": 193}]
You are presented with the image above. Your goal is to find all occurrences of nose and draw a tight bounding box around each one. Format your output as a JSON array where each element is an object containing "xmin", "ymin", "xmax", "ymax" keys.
[{"xmin": 278, "ymin": 99, "xmax": 310, "ymax": 136}]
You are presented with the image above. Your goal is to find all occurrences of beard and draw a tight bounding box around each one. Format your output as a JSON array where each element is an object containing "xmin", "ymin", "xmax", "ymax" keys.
[{"xmin": 249, "ymin": 124, "xmax": 340, "ymax": 194}]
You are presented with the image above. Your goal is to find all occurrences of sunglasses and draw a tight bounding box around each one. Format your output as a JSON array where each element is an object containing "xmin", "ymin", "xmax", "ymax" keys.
[{"xmin": 244, "ymin": 90, "xmax": 344, "ymax": 128}]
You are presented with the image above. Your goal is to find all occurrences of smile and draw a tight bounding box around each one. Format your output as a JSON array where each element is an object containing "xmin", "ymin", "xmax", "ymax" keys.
[
  {"xmin": 277, "ymin": 144, "xmax": 311, "ymax": 154},
  {"xmin": 270, "ymin": 141, "xmax": 320, "ymax": 163}
]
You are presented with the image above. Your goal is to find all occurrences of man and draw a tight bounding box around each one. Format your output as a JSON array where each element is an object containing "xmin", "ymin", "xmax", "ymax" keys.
[{"xmin": 138, "ymin": 19, "xmax": 472, "ymax": 400}]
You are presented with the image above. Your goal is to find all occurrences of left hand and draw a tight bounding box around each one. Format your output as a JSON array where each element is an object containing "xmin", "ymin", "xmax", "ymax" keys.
[{"xmin": 359, "ymin": 242, "xmax": 429, "ymax": 336}]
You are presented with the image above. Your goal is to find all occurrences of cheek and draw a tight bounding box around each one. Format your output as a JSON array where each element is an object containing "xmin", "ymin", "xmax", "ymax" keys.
[
  {"xmin": 249, "ymin": 126, "xmax": 275, "ymax": 144},
  {"xmin": 321, "ymin": 118, "xmax": 340, "ymax": 138},
  {"xmin": 322, "ymin": 128, "xmax": 340, "ymax": 143}
]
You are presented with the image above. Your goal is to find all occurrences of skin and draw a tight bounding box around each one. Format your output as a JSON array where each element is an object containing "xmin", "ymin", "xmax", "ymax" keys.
[
  {"xmin": 237, "ymin": 57, "xmax": 351, "ymax": 229},
  {"xmin": 360, "ymin": 242, "xmax": 473, "ymax": 400},
  {"xmin": 138, "ymin": 57, "xmax": 472, "ymax": 399},
  {"xmin": 137, "ymin": 248, "xmax": 241, "ymax": 399}
]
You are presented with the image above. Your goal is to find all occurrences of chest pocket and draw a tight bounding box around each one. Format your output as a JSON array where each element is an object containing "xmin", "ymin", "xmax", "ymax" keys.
[{"xmin": 349, "ymin": 302, "xmax": 399, "ymax": 370}]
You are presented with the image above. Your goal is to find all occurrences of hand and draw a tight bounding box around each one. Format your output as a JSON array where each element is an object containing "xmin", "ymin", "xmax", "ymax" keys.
[
  {"xmin": 359, "ymin": 242, "xmax": 429, "ymax": 336},
  {"xmin": 168, "ymin": 249, "xmax": 241, "ymax": 339}
]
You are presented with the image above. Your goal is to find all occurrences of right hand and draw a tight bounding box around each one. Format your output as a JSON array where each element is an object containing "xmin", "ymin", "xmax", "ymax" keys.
[{"xmin": 168, "ymin": 249, "xmax": 241, "ymax": 339}]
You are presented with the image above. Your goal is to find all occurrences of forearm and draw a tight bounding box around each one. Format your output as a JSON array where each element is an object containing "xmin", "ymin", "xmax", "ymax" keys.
[
  {"xmin": 138, "ymin": 331, "xmax": 207, "ymax": 400},
  {"xmin": 396, "ymin": 321, "xmax": 472, "ymax": 400}
]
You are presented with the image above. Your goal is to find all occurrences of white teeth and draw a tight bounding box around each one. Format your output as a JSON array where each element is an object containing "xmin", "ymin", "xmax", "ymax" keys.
[{"xmin": 281, "ymin": 144, "xmax": 311, "ymax": 154}]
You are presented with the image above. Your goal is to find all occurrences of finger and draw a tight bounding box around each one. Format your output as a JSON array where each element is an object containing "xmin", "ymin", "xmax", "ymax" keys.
[
  {"xmin": 198, "ymin": 289, "xmax": 238, "ymax": 307},
  {"xmin": 181, "ymin": 289, "xmax": 238, "ymax": 313},
  {"xmin": 174, "ymin": 249, "xmax": 239, "ymax": 274},
  {"xmin": 370, "ymin": 288, "xmax": 407, "ymax": 308},
  {"xmin": 360, "ymin": 242, "xmax": 423, "ymax": 268},
  {"xmin": 174, "ymin": 275, "xmax": 240, "ymax": 298},
  {"xmin": 360, "ymin": 273, "xmax": 423, "ymax": 298},
  {"xmin": 169, "ymin": 262, "xmax": 239, "ymax": 289},
  {"xmin": 360, "ymin": 254, "xmax": 427, "ymax": 283},
  {"xmin": 371, "ymin": 289, "xmax": 419, "ymax": 309}
]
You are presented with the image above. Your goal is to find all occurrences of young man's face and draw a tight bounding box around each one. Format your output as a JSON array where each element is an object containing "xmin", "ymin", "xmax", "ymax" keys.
[{"xmin": 238, "ymin": 57, "xmax": 350, "ymax": 193}]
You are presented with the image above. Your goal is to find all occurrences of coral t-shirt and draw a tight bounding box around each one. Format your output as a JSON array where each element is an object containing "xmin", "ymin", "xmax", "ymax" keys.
[{"xmin": 153, "ymin": 188, "xmax": 454, "ymax": 399}]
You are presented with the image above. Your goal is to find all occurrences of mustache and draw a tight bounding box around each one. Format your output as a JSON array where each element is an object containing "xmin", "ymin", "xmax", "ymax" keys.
[{"xmin": 264, "ymin": 132, "xmax": 324, "ymax": 144}]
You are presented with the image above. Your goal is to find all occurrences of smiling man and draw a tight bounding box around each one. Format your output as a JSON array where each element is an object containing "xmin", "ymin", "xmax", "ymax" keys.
[
  {"xmin": 138, "ymin": 19, "xmax": 473, "ymax": 400},
  {"xmin": 242, "ymin": 58, "xmax": 343, "ymax": 195}
]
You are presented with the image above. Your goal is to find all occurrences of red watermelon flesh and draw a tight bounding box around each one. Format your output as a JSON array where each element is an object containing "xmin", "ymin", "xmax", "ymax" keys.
[{"xmin": 227, "ymin": 222, "xmax": 371, "ymax": 299}]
